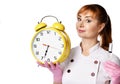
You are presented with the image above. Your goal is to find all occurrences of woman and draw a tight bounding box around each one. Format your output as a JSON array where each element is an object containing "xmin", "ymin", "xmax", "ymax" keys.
[{"xmin": 38, "ymin": 4, "xmax": 120, "ymax": 84}]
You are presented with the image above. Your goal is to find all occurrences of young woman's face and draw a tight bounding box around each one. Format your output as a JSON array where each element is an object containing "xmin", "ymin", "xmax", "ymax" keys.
[{"xmin": 76, "ymin": 12, "xmax": 103, "ymax": 39}]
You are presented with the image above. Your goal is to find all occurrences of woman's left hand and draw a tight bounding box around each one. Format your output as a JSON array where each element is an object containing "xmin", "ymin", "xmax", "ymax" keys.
[{"xmin": 103, "ymin": 61, "xmax": 120, "ymax": 84}]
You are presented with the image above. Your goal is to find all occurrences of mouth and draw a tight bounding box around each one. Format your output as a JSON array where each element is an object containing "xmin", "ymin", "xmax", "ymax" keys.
[{"xmin": 77, "ymin": 29, "xmax": 86, "ymax": 33}]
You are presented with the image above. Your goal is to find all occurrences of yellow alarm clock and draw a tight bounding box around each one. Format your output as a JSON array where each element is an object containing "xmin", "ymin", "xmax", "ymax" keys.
[{"xmin": 31, "ymin": 15, "xmax": 71, "ymax": 64}]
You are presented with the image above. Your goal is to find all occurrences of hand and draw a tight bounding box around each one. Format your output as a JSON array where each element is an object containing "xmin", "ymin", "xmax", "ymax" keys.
[
  {"xmin": 103, "ymin": 61, "xmax": 120, "ymax": 84},
  {"xmin": 43, "ymin": 44, "xmax": 60, "ymax": 50},
  {"xmin": 37, "ymin": 61, "xmax": 63, "ymax": 83},
  {"xmin": 43, "ymin": 44, "xmax": 50, "ymax": 57}
]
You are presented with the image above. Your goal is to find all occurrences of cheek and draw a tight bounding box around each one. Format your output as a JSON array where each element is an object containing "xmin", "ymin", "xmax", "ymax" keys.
[
  {"xmin": 88, "ymin": 24, "xmax": 99, "ymax": 32},
  {"xmin": 86, "ymin": 25, "xmax": 99, "ymax": 35},
  {"xmin": 76, "ymin": 22, "xmax": 79, "ymax": 28}
]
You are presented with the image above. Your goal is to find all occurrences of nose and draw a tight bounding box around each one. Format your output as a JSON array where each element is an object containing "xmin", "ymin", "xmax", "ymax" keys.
[{"xmin": 78, "ymin": 21, "xmax": 84, "ymax": 28}]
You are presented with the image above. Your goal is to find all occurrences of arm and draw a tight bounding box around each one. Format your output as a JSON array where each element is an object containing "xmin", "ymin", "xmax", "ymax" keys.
[{"xmin": 37, "ymin": 61, "xmax": 63, "ymax": 84}]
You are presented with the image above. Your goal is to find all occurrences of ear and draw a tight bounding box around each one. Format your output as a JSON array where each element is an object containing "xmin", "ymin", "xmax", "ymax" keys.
[{"xmin": 98, "ymin": 23, "xmax": 105, "ymax": 33}]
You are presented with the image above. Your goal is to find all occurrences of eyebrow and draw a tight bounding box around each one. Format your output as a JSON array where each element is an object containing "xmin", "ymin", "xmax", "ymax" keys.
[{"xmin": 78, "ymin": 15, "xmax": 93, "ymax": 18}]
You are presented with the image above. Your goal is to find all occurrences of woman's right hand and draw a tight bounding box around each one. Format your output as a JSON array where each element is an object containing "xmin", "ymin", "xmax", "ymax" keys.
[{"xmin": 37, "ymin": 61, "xmax": 63, "ymax": 84}]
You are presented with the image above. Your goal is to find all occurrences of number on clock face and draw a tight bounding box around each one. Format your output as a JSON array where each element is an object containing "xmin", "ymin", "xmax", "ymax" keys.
[{"xmin": 32, "ymin": 30, "xmax": 64, "ymax": 63}]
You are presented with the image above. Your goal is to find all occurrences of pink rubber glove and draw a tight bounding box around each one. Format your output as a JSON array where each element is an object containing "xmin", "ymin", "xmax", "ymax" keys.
[
  {"xmin": 103, "ymin": 61, "xmax": 120, "ymax": 84},
  {"xmin": 37, "ymin": 61, "xmax": 63, "ymax": 83}
]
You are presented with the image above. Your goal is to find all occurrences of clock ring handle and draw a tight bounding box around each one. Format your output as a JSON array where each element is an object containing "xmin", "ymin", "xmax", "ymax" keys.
[
  {"xmin": 39, "ymin": 15, "xmax": 61, "ymax": 23},
  {"xmin": 36, "ymin": 15, "xmax": 65, "ymax": 31}
]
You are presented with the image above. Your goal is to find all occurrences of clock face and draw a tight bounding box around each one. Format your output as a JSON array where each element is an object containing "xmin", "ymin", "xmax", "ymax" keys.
[{"xmin": 32, "ymin": 29, "xmax": 65, "ymax": 63}]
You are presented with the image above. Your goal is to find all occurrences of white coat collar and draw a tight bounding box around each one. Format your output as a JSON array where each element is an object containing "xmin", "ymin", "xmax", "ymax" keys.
[
  {"xmin": 89, "ymin": 42, "xmax": 100, "ymax": 53},
  {"xmin": 79, "ymin": 42, "xmax": 100, "ymax": 54}
]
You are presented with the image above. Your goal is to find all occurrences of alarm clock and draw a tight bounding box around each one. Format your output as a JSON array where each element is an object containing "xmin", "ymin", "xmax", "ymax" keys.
[{"xmin": 31, "ymin": 15, "xmax": 71, "ymax": 64}]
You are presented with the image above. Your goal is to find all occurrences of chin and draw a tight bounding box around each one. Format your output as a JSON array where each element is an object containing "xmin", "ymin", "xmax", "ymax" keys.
[
  {"xmin": 78, "ymin": 34, "xmax": 86, "ymax": 38},
  {"xmin": 77, "ymin": 34, "xmax": 92, "ymax": 39},
  {"xmin": 78, "ymin": 32, "xmax": 84, "ymax": 36}
]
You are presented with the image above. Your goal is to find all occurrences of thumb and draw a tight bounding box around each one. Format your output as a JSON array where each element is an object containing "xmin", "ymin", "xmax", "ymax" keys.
[{"xmin": 37, "ymin": 61, "xmax": 45, "ymax": 67}]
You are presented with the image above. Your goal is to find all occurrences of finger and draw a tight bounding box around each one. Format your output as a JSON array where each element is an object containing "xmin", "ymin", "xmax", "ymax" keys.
[
  {"xmin": 103, "ymin": 65, "xmax": 119, "ymax": 76},
  {"xmin": 56, "ymin": 62, "xmax": 60, "ymax": 65},
  {"xmin": 56, "ymin": 62, "xmax": 61, "ymax": 68},
  {"xmin": 105, "ymin": 61, "xmax": 118, "ymax": 67},
  {"xmin": 103, "ymin": 61, "xmax": 116, "ymax": 69},
  {"xmin": 44, "ymin": 61, "xmax": 50, "ymax": 68},
  {"xmin": 103, "ymin": 64, "xmax": 116, "ymax": 73},
  {"xmin": 50, "ymin": 62, "xmax": 55, "ymax": 70},
  {"xmin": 104, "ymin": 61, "xmax": 120, "ymax": 70},
  {"xmin": 37, "ymin": 61, "xmax": 45, "ymax": 67}
]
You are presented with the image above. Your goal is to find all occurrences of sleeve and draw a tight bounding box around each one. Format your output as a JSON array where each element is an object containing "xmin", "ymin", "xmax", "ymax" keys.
[
  {"xmin": 109, "ymin": 54, "xmax": 120, "ymax": 65},
  {"xmin": 97, "ymin": 53, "xmax": 120, "ymax": 84},
  {"xmin": 105, "ymin": 54, "xmax": 120, "ymax": 84}
]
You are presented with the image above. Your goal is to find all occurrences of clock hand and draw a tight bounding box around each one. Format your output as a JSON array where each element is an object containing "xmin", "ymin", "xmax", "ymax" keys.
[
  {"xmin": 44, "ymin": 45, "xmax": 50, "ymax": 57},
  {"xmin": 42, "ymin": 44, "xmax": 61, "ymax": 50},
  {"xmin": 43, "ymin": 44, "xmax": 48, "ymax": 46},
  {"xmin": 49, "ymin": 45, "xmax": 61, "ymax": 50}
]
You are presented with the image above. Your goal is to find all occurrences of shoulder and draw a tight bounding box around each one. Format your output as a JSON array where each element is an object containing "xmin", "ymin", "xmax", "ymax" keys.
[
  {"xmin": 66, "ymin": 46, "xmax": 81, "ymax": 60},
  {"xmin": 70, "ymin": 46, "xmax": 81, "ymax": 54},
  {"xmin": 60, "ymin": 46, "xmax": 81, "ymax": 69},
  {"xmin": 109, "ymin": 54, "xmax": 120, "ymax": 65},
  {"xmin": 97, "ymin": 47, "xmax": 120, "ymax": 65},
  {"xmin": 71, "ymin": 46, "xmax": 80, "ymax": 52}
]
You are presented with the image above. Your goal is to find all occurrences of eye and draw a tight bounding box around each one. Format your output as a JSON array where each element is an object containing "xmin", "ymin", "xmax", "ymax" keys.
[
  {"xmin": 86, "ymin": 19, "xmax": 92, "ymax": 23},
  {"xmin": 77, "ymin": 17, "xmax": 81, "ymax": 21}
]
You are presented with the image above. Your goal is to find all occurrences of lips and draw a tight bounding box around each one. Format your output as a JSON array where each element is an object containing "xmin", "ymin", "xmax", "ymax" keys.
[{"xmin": 78, "ymin": 29, "xmax": 85, "ymax": 33}]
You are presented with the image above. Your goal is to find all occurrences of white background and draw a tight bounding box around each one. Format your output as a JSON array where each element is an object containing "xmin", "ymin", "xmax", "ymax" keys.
[{"xmin": 0, "ymin": 0, "xmax": 120, "ymax": 84}]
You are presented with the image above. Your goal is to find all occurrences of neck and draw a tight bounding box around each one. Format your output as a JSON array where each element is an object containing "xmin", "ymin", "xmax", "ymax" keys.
[{"xmin": 81, "ymin": 38, "xmax": 98, "ymax": 56}]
